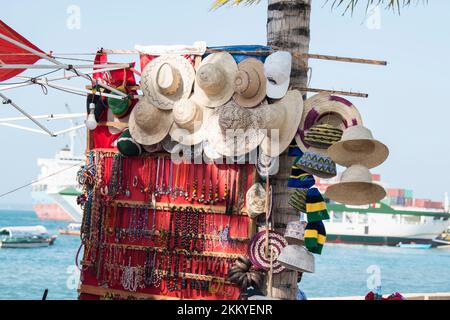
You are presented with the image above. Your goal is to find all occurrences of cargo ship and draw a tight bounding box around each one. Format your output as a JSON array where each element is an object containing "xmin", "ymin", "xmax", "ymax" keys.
[
  {"xmin": 31, "ymin": 137, "xmax": 84, "ymax": 222},
  {"xmin": 317, "ymin": 175, "xmax": 450, "ymax": 246}
]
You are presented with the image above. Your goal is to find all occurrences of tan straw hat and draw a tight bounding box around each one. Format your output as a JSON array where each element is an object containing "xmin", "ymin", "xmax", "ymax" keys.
[
  {"xmin": 325, "ymin": 164, "xmax": 386, "ymax": 205},
  {"xmin": 277, "ymin": 245, "xmax": 315, "ymax": 273},
  {"xmin": 260, "ymin": 90, "xmax": 304, "ymax": 157},
  {"xmin": 245, "ymin": 183, "xmax": 267, "ymax": 219},
  {"xmin": 204, "ymin": 100, "xmax": 265, "ymax": 157},
  {"xmin": 140, "ymin": 55, "xmax": 195, "ymax": 110},
  {"xmin": 169, "ymin": 98, "xmax": 212, "ymax": 146},
  {"xmin": 327, "ymin": 125, "xmax": 389, "ymax": 169},
  {"xmin": 192, "ymin": 52, "xmax": 238, "ymax": 108},
  {"xmin": 295, "ymin": 93, "xmax": 363, "ymax": 156},
  {"xmin": 233, "ymin": 58, "xmax": 267, "ymax": 108},
  {"xmin": 128, "ymin": 98, "xmax": 174, "ymax": 146}
]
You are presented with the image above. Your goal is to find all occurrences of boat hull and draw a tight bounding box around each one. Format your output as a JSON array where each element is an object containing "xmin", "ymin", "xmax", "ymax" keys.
[
  {"xmin": 32, "ymin": 191, "xmax": 82, "ymax": 222},
  {"xmin": 327, "ymin": 234, "xmax": 436, "ymax": 246},
  {"xmin": 0, "ymin": 241, "xmax": 52, "ymax": 248}
]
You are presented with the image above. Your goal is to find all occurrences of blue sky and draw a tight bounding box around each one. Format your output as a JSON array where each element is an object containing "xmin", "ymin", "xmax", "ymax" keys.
[{"xmin": 0, "ymin": 0, "xmax": 449, "ymax": 207}]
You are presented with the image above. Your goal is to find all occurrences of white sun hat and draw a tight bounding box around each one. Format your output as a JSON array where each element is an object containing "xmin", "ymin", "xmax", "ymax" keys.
[
  {"xmin": 192, "ymin": 52, "xmax": 238, "ymax": 108},
  {"xmin": 264, "ymin": 51, "xmax": 292, "ymax": 99},
  {"xmin": 140, "ymin": 55, "xmax": 195, "ymax": 110}
]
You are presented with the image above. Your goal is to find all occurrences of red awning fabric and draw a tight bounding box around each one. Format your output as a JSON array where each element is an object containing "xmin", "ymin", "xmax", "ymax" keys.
[{"xmin": 0, "ymin": 20, "xmax": 44, "ymax": 82}]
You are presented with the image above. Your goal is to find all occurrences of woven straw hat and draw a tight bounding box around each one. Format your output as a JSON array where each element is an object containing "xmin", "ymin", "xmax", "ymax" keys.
[
  {"xmin": 328, "ymin": 125, "xmax": 389, "ymax": 169},
  {"xmin": 277, "ymin": 245, "xmax": 315, "ymax": 273},
  {"xmin": 297, "ymin": 151, "xmax": 337, "ymax": 179},
  {"xmin": 325, "ymin": 164, "xmax": 386, "ymax": 205},
  {"xmin": 304, "ymin": 123, "xmax": 343, "ymax": 149},
  {"xmin": 264, "ymin": 51, "xmax": 292, "ymax": 99},
  {"xmin": 193, "ymin": 52, "xmax": 238, "ymax": 108},
  {"xmin": 246, "ymin": 183, "xmax": 266, "ymax": 219},
  {"xmin": 204, "ymin": 100, "xmax": 265, "ymax": 157},
  {"xmin": 169, "ymin": 98, "xmax": 212, "ymax": 146},
  {"xmin": 260, "ymin": 90, "xmax": 304, "ymax": 157},
  {"xmin": 295, "ymin": 94, "xmax": 363, "ymax": 156},
  {"xmin": 128, "ymin": 98, "xmax": 174, "ymax": 146},
  {"xmin": 284, "ymin": 221, "xmax": 307, "ymax": 245},
  {"xmin": 233, "ymin": 58, "xmax": 266, "ymax": 108},
  {"xmin": 141, "ymin": 55, "xmax": 195, "ymax": 110},
  {"xmin": 142, "ymin": 143, "xmax": 163, "ymax": 154}
]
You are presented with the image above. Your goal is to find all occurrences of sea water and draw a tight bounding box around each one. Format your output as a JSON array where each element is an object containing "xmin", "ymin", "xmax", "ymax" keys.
[{"xmin": 1, "ymin": 209, "xmax": 450, "ymax": 300}]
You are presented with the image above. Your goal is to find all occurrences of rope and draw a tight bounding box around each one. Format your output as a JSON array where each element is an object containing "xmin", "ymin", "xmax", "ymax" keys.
[{"xmin": 0, "ymin": 161, "xmax": 84, "ymax": 199}]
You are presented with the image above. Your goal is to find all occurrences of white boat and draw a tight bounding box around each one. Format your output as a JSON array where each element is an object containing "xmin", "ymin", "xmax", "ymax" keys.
[
  {"xmin": 58, "ymin": 223, "xmax": 81, "ymax": 236},
  {"xmin": 0, "ymin": 226, "xmax": 57, "ymax": 248}
]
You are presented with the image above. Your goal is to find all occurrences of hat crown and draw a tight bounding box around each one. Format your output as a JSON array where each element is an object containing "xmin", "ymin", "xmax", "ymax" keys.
[
  {"xmin": 277, "ymin": 244, "xmax": 315, "ymax": 273},
  {"xmin": 264, "ymin": 51, "xmax": 292, "ymax": 85},
  {"xmin": 234, "ymin": 68, "xmax": 261, "ymax": 99},
  {"xmin": 197, "ymin": 63, "xmax": 226, "ymax": 95},
  {"xmin": 262, "ymin": 103, "xmax": 286, "ymax": 132},
  {"xmin": 246, "ymin": 183, "xmax": 266, "ymax": 215},
  {"xmin": 173, "ymin": 98, "xmax": 202, "ymax": 131},
  {"xmin": 218, "ymin": 101, "xmax": 257, "ymax": 132},
  {"xmin": 156, "ymin": 63, "xmax": 181, "ymax": 95},
  {"xmin": 135, "ymin": 100, "xmax": 160, "ymax": 129},
  {"xmin": 341, "ymin": 164, "xmax": 373, "ymax": 184},
  {"xmin": 342, "ymin": 125, "xmax": 374, "ymax": 141}
]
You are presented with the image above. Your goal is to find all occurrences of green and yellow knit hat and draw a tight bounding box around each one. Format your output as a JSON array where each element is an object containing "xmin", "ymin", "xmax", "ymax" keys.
[
  {"xmin": 289, "ymin": 188, "xmax": 308, "ymax": 213},
  {"xmin": 304, "ymin": 124, "xmax": 343, "ymax": 149},
  {"xmin": 306, "ymin": 188, "xmax": 330, "ymax": 222},
  {"xmin": 108, "ymin": 85, "xmax": 132, "ymax": 119},
  {"xmin": 304, "ymin": 221, "xmax": 326, "ymax": 255}
]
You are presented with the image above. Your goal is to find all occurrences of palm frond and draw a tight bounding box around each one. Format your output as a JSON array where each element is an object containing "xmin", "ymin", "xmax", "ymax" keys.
[
  {"xmin": 211, "ymin": 0, "xmax": 261, "ymax": 10},
  {"xmin": 326, "ymin": 0, "xmax": 428, "ymax": 15}
]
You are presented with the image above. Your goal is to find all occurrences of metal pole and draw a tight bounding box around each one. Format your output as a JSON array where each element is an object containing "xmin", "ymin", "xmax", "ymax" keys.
[
  {"xmin": 0, "ymin": 92, "xmax": 55, "ymax": 137},
  {"xmin": 0, "ymin": 113, "xmax": 85, "ymax": 123},
  {"xmin": 0, "ymin": 63, "xmax": 130, "ymax": 69}
]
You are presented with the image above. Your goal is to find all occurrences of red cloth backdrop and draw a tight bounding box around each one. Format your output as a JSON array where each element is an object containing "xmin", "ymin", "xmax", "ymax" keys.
[{"xmin": 0, "ymin": 20, "xmax": 43, "ymax": 82}]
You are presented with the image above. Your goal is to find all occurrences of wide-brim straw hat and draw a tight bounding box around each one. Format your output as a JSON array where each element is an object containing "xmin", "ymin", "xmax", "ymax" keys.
[
  {"xmin": 277, "ymin": 244, "xmax": 315, "ymax": 273},
  {"xmin": 260, "ymin": 90, "xmax": 304, "ymax": 157},
  {"xmin": 328, "ymin": 125, "xmax": 389, "ymax": 169},
  {"xmin": 107, "ymin": 108, "xmax": 128, "ymax": 135},
  {"xmin": 192, "ymin": 52, "xmax": 238, "ymax": 108},
  {"xmin": 128, "ymin": 98, "xmax": 174, "ymax": 146},
  {"xmin": 295, "ymin": 93, "xmax": 363, "ymax": 156},
  {"xmin": 141, "ymin": 55, "xmax": 195, "ymax": 110},
  {"xmin": 204, "ymin": 100, "xmax": 265, "ymax": 157},
  {"xmin": 169, "ymin": 98, "xmax": 213, "ymax": 146},
  {"xmin": 246, "ymin": 183, "xmax": 267, "ymax": 219},
  {"xmin": 325, "ymin": 164, "xmax": 386, "ymax": 205},
  {"xmin": 233, "ymin": 58, "xmax": 267, "ymax": 108}
]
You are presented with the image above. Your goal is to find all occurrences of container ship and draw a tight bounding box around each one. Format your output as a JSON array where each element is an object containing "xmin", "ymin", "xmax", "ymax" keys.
[
  {"xmin": 316, "ymin": 175, "xmax": 450, "ymax": 246},
  {"xmin": 31, "ymin": 145, "xmax": 84, "ymax": 223}
]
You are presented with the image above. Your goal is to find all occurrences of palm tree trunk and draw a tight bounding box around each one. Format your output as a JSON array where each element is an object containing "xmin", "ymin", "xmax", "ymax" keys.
[{"xmin": 265, "ymin": 0, "xmax": 311, "ymax": 300}]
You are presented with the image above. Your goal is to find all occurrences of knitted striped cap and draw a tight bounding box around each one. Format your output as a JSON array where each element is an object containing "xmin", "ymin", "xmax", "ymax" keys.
[
  {"xmin": 304, "ymin": 124, "xmax": 343, "ymax": 149},
  {"xmin": 306, "ymin": 188, "xmax": 330, "ymax": 222},
  {"xmin": 289, "ymin": 188, "xmax": 308, "ymax": 213},
  {"xmin": 287, "ymin": 164, "xmax": 316, "ymax": 189},
  {"xmin": 288, "ymin": 138, "xmax": 303, "ymax": 157},
  {"xmin": 304, "ymin": 221, "xmax": 327, "ymax": 255}
]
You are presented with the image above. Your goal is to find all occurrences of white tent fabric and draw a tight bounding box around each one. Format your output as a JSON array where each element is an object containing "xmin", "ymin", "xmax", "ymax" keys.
[{"xmin": 0, "ymin": 225, "xmax": 48, "ymax": 238}]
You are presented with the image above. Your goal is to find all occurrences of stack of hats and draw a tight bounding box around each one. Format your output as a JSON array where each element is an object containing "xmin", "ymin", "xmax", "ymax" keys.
[{"xmin": 326, "ymin": 125, "xmax": 389, "ymax": 205}]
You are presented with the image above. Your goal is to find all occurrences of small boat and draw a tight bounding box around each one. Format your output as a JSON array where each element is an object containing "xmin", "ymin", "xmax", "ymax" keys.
[
  {"xmin": 398, "ymin": 242, "xmax": 432, "ymax": 249},
  {"xmin": 0, "ymin": 226, "xmax": 57, "ymax": 248},
  {"xmin": 58, "ymin": 223, "xmax": 81, "ymax": 236},
  {"xmin": 433, "ymin": 227, "xmax": 450, "ymax": 247}
]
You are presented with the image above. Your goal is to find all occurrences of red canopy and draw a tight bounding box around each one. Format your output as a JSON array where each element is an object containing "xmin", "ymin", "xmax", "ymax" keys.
[{"xmin": 0, "ymin": 20, "xmax": 43, "ymax": 82}]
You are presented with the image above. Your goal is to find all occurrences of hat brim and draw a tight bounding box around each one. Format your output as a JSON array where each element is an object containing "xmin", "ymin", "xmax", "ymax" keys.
[
  {"xmin": 295, "ymin": 94, "xmax": 363, "ymax": 154},
  {"xmin": 261, "ymin": 90, "xmax": 304, "ymax": 157},
  {"xmin": 141, "ymin": 55, "xmax": 195, "ymax": 110},
  {"xmin": 325, "ymin": 181, "xmax": 386, "ymax": 206},
  {"xmin": 128, "ymin": 100, "xmax": 174, "ymax": 146},
  {"xmin": 169, "ymin": 106, "xmax": 213, "ymax": 146},
  {"xmin": 266, "ymin": 79, "xmax": 290, "ymax": 100},
  {"xmin": 328, "ymin": 139, "xmax": 389, "ymax": 169},
  {"xmin": 192, "ymin": 52, "xmax": 238, "ymax": 109}
]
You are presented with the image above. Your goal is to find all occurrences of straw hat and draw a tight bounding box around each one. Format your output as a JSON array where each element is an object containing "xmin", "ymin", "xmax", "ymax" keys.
[
  {"xmin": 169, "ymin": 98, "xmax": 212, "ymax": 146},
  {"xmin": 284, "ymin": 221, "xmax": 307, "ymax": 245},
  {"xmin": 297, "ymin": 152, "xmax": 337, "ymax": 179},
  {"xmin": 260, "ymin": 90, "xmax": 303, "ymax": 157},
  {"xmin": 233, "ymin": 58, "xmax": 266, "ymax": 108},
  {"xmin": 295, "ymin": 94, "xmax": 363, "ymax": 155},
  {"xmin": 277, "ymin": 245, "xmax": 315, "ymax": 273},
  {"xmin": 204, "ymin": 100, "xmax": 265, "ymax": 157},
  {"xmin": 264, "ymin": 51, "xmax": 292, "ymax": 99},
  {"xmin": 304, "ymin": 124, "xmax": 343, "ymax": 149},
  {"xmin": 128, "ymin": 99, "xmax": 174, "ymax": 146},
  {"xmin": 325, "ymin": 164, "xmax": 387, "ymax": 205},
  {"xmin": 141, "ymin": 55, "xmax": 195, "ymax": 110},
  {"xmin": 246, "ymin": 183, "xmax": 266, "ymax": 219},
  {"xmin": 192, "ymin": 52, "xmax": 238, "ymax": 108},
  {"xmin": 248, "ymin": 230, "xmax": 288, "ymax": 274},
  {"xmin": 202, "ymin": 140, "xmax": 223, "ymax": 160},
  {"xmin": 327, "ymin": 125, "xmax": 389, "ymax": 169},
  {"xmin": 142, "ymin": 143, "xmax": 163, "ymax": 154}
]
